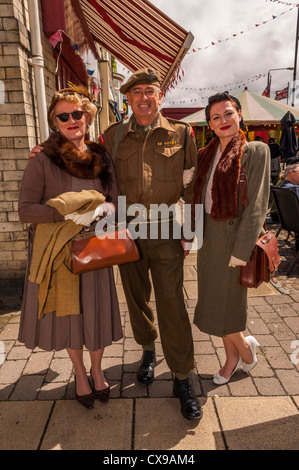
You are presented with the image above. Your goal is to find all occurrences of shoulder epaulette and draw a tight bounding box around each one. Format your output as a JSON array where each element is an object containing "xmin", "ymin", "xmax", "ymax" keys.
[{"xmin": 165, "ymin": 117, "xmax": 191, "ymax": 128}]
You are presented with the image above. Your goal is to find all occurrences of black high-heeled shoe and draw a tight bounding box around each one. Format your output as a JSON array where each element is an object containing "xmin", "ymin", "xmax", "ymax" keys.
[
  {"xmin": 90, "ymin": 368, "xmax": 110, "ymax": 403},
  {"xmin": 74, "ymin": 376, "xmax": 95, "ymax": 409}
]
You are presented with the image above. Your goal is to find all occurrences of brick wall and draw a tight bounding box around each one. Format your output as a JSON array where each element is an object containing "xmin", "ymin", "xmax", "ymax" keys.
[
  {"xmin": 0, "ymin": 1, "xmax": 105, "ymax": 310},
  {"xmin": 0, "ymin": 0, "xmax": 57, "ymax": 309}
]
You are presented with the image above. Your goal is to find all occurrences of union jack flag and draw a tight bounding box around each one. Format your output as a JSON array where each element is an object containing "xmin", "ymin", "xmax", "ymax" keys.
[
  {"xmin": 262, "ymin": 82, "xmax": 271, "ymax": 97},
  {"xmin": 275, "ymin": 87, "xmax": 289, "ymax": 101}
]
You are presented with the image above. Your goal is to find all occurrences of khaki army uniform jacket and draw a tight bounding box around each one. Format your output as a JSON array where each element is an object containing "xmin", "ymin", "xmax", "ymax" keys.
[{"xmin": 102, "ymin": 112, "xmax": 197, "ymax": 210}]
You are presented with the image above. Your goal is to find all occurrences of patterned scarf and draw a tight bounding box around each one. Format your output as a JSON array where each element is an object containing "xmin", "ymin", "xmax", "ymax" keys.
[{"xmin": 194, "ymin": 129, "xmax": 247, "ymax": 220}]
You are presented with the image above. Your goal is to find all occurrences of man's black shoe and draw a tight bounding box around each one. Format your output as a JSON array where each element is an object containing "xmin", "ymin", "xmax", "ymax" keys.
[
  {"xmin": 173, "ymin": 376, "xmax": 202, "ymax": 421},
  {"xmin": 137, "ymin": 350, "xmax": 156, "ymax": 384}
]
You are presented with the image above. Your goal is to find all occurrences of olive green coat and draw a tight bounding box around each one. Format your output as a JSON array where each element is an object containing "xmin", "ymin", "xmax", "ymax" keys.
[{"xmin": 194, "ymin": 141, "xmax": 270, "ymax": 337}]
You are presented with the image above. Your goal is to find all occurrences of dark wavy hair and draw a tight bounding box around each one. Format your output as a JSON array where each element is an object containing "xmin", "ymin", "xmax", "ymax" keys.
[{"xmin": 205, "ymin": 92, "xmax": 246, "ymax": 131}]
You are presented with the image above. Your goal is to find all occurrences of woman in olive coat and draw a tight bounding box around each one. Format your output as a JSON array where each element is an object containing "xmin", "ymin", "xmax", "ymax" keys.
[{"xmin": 193, "ymin": 93, "xmax": 270, "ymax": 384}]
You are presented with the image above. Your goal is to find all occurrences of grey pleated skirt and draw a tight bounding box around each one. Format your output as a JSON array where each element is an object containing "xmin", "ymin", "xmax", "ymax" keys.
[
  {"xmin": 18, "ymin": 236, "xmax": 123, "ymax": 351},
  {"xmin": 193, "ymin": 214, "xmax": 248, "ymax": 337}
]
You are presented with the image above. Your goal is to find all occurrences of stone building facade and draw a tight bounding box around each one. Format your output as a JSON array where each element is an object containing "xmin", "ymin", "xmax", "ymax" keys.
[{"xmin": 0, "ymin": 0, "xmax": 123, "ymax": 309}]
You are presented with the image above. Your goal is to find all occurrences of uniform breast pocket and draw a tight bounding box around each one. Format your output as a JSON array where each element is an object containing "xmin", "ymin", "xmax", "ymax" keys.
[
  {"xmin": 154, "ymin": 145, "xmax": 183, "ymax": 182},
  {"xmin": 115, "ymin": 148, "xmax": 138, "ymax": 183}
]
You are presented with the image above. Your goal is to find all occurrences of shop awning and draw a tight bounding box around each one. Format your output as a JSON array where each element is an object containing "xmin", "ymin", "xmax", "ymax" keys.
[{"xmin": 75, "ymin": 0, "xmax": 194, "ymax": 92}]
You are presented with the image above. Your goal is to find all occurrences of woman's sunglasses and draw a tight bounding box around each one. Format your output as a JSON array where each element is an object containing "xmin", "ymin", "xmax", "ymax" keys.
[{"xmin": 56, "ymin": 111, "xmax": 85, "ymax": 122}]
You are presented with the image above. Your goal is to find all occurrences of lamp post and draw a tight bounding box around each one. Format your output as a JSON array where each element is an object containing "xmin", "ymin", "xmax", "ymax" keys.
[{"xmin": 292, "ymin": 6, "xmax": 299, "ymax": 106}]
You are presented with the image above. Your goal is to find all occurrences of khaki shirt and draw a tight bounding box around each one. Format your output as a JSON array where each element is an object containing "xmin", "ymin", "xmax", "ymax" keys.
[{"xmin": 102, "ymin": 113, "xmax": 197, "ymax": 209}]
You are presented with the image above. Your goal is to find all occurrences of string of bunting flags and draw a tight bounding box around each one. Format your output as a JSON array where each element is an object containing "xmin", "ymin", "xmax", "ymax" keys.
[
  {"xmin": 48, "ymin": 29, "xmax": 100, "ymax": 99},
  {"xmin": 162, "ymin": 73, "xmax": 267, "ymax": 105},
  {"xmin": 266, "ymin": 1, "xmax": 299, "ymax": 5},
  {"xmin": 48, "ymin": 1, "xmax": 296, "ymax": 104},
  {"xmin": 188, "ymin": 4, "xmax": 297, "ymax": 52}
]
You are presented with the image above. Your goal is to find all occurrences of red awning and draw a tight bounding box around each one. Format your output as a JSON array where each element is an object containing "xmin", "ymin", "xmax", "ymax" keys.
[{"xmin": 75, "ymin": 0, "xmax": 193, "ymax": 92}]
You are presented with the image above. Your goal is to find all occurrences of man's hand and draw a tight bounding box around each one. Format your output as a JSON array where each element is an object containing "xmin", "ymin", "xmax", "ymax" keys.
[
  {"xmin": 181, "ymin": 240, "xmax": 192, "ymax": 259},
  {"xmin": 29, "ymin": 144, "xmax": 43, "ymax": 158}
]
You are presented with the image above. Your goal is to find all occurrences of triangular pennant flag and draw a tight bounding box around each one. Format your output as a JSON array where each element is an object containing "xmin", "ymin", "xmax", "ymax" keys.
[{"xmin": 49, "ymin": 30, "xmax": 62, "ymax": 48}]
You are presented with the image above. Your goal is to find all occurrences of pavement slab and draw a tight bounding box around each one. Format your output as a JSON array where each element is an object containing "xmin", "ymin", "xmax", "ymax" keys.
[
  {"xmin": 40, "ymin": 399, "xmax": 133, "ymax": 450},
  {"xmin": 0, "ymin": 401, "xmax": 53, "ymax": 450},
  {"xmin": 134, "ymin": 397, "xmax": 225, "ymax": 450},
  {"xmin": 214, "ymin": 396, "xmax": 299, "ymax": 450},
  {"xmin": 0, "ymin": 230, "xmax": 299, "ymax": 451}
]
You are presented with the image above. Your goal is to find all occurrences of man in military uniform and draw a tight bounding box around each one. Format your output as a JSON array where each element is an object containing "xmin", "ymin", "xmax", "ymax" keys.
[{"xmin": 101, "ymin": 68, "xmax": 201, "ymax": 421}]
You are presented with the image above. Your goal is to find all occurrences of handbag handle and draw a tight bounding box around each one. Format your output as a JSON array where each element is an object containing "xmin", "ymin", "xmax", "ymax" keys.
[{"xmin": 74, "ymin": 221, "xmax": 127, "ymax": 240}]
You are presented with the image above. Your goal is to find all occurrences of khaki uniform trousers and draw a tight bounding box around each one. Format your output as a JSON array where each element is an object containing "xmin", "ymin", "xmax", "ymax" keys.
[{"xmin": 119, "ymin": 232, "xmax": 195, "ymax": 376}]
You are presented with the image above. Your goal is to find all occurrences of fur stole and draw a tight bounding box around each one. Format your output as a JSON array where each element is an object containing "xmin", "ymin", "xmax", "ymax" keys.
[
  {"xmin": 194, "ymin": 130, "xmax": 247, "ymax": 220},
  {"xmin": 41, "ymin": 132, "xmax": 111, "ymax": 186}
]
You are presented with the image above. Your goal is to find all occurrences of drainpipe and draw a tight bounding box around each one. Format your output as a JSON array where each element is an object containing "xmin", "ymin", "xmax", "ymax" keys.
[
  {"xmin": 98, "ymin": 59, "xmax": 110, "ymax": 131},
  {"xmin": 27, "ymin": 0, "xmax": 49, "ymax": 141}
]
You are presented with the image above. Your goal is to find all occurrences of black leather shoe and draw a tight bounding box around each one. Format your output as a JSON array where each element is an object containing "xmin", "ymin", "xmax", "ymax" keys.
[
  {"xmin": 137, "ymin": 350, "xmax": 156, "ymax": 384},
  {"xmin": 173, "ymin": 376, "xmax": 202, "ymax": 421},
  {"xmin": 90, "ymin": 368, "xmax": 110, "ymax": 403},
  {"xmin": 74, "ymin": 376, "xmax": 95, "ymax": 409}
]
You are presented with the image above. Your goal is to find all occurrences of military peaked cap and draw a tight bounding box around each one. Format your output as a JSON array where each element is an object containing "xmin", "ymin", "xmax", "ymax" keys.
[{"xmin": 120, "ymin": 68, "xmax": 161, "ymax": 94}]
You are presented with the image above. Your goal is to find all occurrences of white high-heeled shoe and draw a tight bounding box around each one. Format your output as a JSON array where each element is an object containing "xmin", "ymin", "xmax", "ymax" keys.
[
  {"xmin": 213, "ymin": 356, "xmax": 243, "ymax": 385},
  {"xmin": 242, "ymin": 336, "xmax": 260, "ymax": 372}
]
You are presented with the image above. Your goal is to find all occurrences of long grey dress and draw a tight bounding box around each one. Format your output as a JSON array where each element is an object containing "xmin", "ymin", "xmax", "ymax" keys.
[{"xmin": 18, "ymin": 149, "xmax": 123, "ymax": 351}]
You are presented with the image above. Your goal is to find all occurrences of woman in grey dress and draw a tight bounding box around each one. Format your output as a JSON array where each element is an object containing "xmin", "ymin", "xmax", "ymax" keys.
[
  {"xmin": 18, "ymin": 86, "xmax": 122, "ymax": 408},
  {"xmin": 193, "ymin": 93, "xmax": 270, "ymax": 385}
]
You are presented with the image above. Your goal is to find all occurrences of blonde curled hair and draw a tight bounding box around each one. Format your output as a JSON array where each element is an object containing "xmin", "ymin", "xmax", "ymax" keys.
[{"xmin": 47, "ymin": 87, "xmax": 97, "ymax": 132}]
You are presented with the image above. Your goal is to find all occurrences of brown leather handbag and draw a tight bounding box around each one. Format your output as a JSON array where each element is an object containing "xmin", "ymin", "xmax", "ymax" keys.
[
  {"xmin": 239, "ymin": 231, "xmax": 280, "ymax": 288},
  {"xmin": 238, "ymin": 165, "xmax": 280, "ymax": 288},
  {"xmin": 71, "ymin": 225, "xmax": 139, "ymax": 274}
]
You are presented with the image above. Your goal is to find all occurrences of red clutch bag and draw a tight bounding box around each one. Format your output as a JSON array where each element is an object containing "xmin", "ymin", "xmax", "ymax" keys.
[{"xmin": 71, "ymin": 226, "xmax": 139, "ymax": 274}]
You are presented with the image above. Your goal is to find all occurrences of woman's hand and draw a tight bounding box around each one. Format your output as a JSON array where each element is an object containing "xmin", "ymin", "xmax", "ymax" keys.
[
  {"xmin": 65, "ymin": 203, "xmax": 115, "ymax": 226},
  {"xmin": 228, "ymin": 255, "xmax": 247, "ymax": 268}
]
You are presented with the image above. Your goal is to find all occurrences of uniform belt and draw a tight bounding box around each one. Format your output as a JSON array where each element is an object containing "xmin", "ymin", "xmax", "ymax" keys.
[{"xmin": 128, "ymin": 205, "xmax": 174, "ymax": 222}]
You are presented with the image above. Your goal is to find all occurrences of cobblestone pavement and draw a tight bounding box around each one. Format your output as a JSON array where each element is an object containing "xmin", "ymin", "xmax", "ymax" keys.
[{"xmin": 0, "ymin": 225, "xmax": 298, "ymax": 450}]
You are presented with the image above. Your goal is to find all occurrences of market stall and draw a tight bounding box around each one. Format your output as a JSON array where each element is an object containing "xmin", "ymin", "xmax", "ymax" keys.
[{"xmin": 181, "ymin": 88, "xmax": 299, "ymax": 148}]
